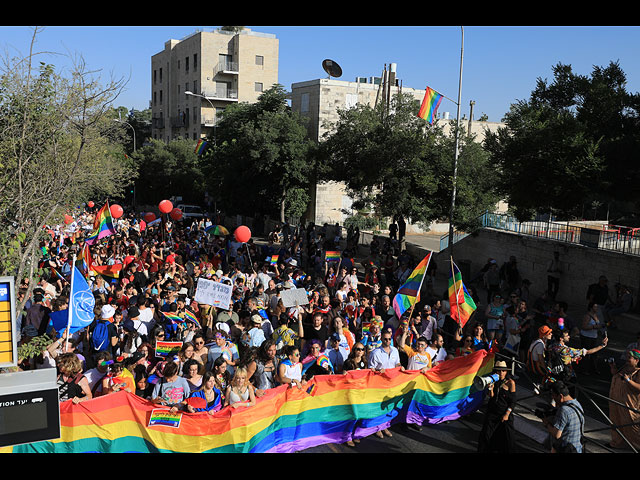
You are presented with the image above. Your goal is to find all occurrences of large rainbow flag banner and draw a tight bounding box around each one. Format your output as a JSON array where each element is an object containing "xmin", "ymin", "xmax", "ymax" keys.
[
  {"xmin": 0, "ymin": 350, "xmax": 494, "ymax": 453},
  {"xmin": 85, "ymin": 202, "xmax": 117, "ymax": 245},
  {"xmin": 392, "ymin": 252, "xmax": 432, "ymax": 320},
  {"xmin": 417, "ymin": 86, "xmax": 444, "ymax": 125},
  {"xmin": 448, "ymin": 259, "xmax": 477, "ymax": 328}
]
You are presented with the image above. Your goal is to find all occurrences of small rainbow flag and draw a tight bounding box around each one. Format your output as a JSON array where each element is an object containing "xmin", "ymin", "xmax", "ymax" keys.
[
  {"xmin": 325, "ymin": 251, "xmax": 341, "ymax": 262},
  {"xmin": 148, "ymin": 409, "xmax": 183, "ymax": 428},
  {"xmin": 183, "ymin": 310, "xmax": 200, "ymax": 329},
  {"xmin": 392, "ymin": 252, "xmax": 432, "ymax": 320},
  {"xmin": 155, "ymin": 341, "xmax": 183, "ymax": 358},
  {"xmin": 50, "ymin": 266, "xmax": 68, "ymax": 284},
  {"xmin": 195, "ymin": 139, "xmax": 208, "ymax": 155},
  {"xmin": 269, "ymin": 255, "xmax": 279, "ymax": 266},
  {"xmin": 417, "ymin": 86, "xmax": 444, "ymax": 125},
  {"xmin": 162, "ymin": 312, "xmax": 183, "ymax": 325},
  {"xmin": 92, "ymin": 263, "xmax": 123, "ymax": 279},
  {"xmin": 448, "ymin": 259, "xmax": 477, "ymax": 328},
  {"xmin": 85, "ymin": 202, "xmax": 117, "ymax": 245}
]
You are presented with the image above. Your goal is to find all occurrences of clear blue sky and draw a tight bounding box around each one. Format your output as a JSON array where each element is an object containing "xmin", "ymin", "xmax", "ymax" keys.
[{"xmin": 2, "ymin": 26, "xmax": 639, "ymax": 123}]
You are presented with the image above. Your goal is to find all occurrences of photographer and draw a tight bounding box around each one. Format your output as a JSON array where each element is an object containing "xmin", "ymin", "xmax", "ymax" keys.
[{"xmin": 541, "ymin": 381, "xmax": 585, "ymax": 453}]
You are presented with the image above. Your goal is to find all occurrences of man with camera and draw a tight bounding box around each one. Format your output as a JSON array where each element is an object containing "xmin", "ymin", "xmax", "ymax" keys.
[{"xmin": 540, "ymin": 381, "xmax": 585, "ymax": 453}]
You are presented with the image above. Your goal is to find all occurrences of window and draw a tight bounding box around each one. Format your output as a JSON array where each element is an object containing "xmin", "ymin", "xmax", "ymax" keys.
[
  {"xmin": 153, "ymin": 91, "xmax": 157, "ymax": 105},
  {"xmin": 159, "ymin": 68, "xmax": 162, "ymax": 83},
  {"xmin": 255, "ymin": 82, "xmax": 263, "ymax": 93},
  {"xmin": 193, "ymin": 53, "xmax": 198, "ymax": 70},
  {"xmin": 255, "ymin": 55, "xmax": 264, "ymax": 66},
  {"xmin": 159, "ymin": 90, "xmax": 162, "ymax": 104},
  {"xmin": 153, "ymin": 69, "xmax": 156, "ymax": 84},
  {"xmin": 193, "ymin": 80, "xmax": 197, "ymax": 94},
  {"xmin": 345, "ymin": 93, "xmax": 358, "ymax": 109},
  {"xmin": 185, "ymin": 56, "xmax": 189, "ymax": 72},
  {"xmin": 301, "ymin": 93, "xmax": 309, "ymax": 113}
]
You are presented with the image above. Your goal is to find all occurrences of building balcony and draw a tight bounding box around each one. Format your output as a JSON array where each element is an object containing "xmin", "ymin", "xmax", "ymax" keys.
[
  {"xmin": 199, "ymin": 88, "xmax": 238, "ymax": 102},
  {"xmin": 213, "ymin": 61, "xmax": 239, "ymax": 76}
]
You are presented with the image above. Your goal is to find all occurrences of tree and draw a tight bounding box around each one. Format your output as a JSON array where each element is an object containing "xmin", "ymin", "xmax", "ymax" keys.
[
  {"xmin": 320, "ymin": 92, "xmax": 500, "ymax": 230},
  {"xmin": 0, "ymin": 27, "xmax": 136, "ymax": 310},
  {"xmin": 205, "ymin": 85, "xmax": 315, "ymax": 222},
  {"xmin": 484, "ymin": 61, "xmax": 640, "ymax": 222}
]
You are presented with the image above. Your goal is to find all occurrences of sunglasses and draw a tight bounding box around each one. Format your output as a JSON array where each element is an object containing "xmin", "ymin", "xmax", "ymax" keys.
[{"xmin": 355, "ymin": 347, "xmax": 365, "ymax": 351}]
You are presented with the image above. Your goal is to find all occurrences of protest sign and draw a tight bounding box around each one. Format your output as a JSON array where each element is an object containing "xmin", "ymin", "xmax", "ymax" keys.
[
  {"xmin": 280, "ymin": 287, "xmax": 309, "ymax": 309},
  {"xmin": 194, "ymin": 278, "xmax": 233, "ymax": 308},
  {"xmin": 148, "ymin": 409, "xmax": 183, "ymax": 428}
]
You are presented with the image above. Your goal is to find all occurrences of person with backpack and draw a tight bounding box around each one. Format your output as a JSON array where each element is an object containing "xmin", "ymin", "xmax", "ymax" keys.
[
  {"xmin": 88, "ymin": 305, "xmax": 119, "ymax": 367},
  {"xmin": 542, "ymin": 380, "xmax": 586, "ymax": 453}
]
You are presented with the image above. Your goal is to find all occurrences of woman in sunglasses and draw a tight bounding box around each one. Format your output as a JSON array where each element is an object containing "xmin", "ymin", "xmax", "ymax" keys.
[{"xmin": 343, "ymin": 342, "xmax": 368, "ymax": 372}]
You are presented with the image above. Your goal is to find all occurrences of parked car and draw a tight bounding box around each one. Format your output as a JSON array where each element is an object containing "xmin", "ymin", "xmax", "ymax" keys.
[{"xmin": 175, "ymin": 204, "xmax": 207, "ymax": 220}]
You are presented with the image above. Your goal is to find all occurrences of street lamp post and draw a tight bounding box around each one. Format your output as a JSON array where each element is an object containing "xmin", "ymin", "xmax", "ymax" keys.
[
  {"xmin": 185, "ymin": 90, "xmax": 216, "ymax": 144},
  {"xmin": 448, "ymin": 26, "xmax": 464, "ymax": 251}
]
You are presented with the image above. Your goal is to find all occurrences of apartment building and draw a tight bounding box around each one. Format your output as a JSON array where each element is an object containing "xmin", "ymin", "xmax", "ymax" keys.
[{"xmin": 151, "ymin": 28, "xmax": 279, "ymax": 142}]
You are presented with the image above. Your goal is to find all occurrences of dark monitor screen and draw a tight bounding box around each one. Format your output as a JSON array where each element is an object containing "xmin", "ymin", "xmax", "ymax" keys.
[{"xmin": 0, "ymin": 388, "xmax": 60, "ymax": 448}]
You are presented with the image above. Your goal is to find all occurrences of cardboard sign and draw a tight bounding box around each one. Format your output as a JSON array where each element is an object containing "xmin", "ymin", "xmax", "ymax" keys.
[
  {"xmin": 194, "ymin": 278, "xmax": 233, "ymax": 308},
  {"xmin": 280, "ymin": 287, "xmax": 309, "ymax": 309}
]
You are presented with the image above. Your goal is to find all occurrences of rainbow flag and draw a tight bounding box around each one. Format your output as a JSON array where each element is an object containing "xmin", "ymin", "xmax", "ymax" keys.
[
  {"xmin": 325, "ymin": 251, "xmax": 341, "ymax": 262},
  {"xmin": 195, "ymin": 139, "xmax": 208, "ymax": 155},
  {"xmin": 448, "ymin": 260, "xmax": 477, "ymax": 328},
  {"xmin": 0, "ymin": 351, "xmax": 494, "ymax": 453},
  {"xmin": 392, "ymin": 252, "xmax": 432, "ymax": 320},
  {"xmin": 92, "ymin": 263, "xmax": 123, "ymax": 279},
  {"xmin": 85, "ymin": 202, "xmax": 117, "ymax": 245},
  {"xmin": 417, "ymin": 86, "xmax": 444, "ymax": 125},
  {"xmin": 269, "ymin": 255, "xmax": 279, "ymax": 266},
  {"xmin": 50, "ymin": 266, "xmax": 68, "ymax": 284},
  {"xmin": 183, "ymin": 309, "xmax": 200, "ymax": 329},
  {"xmin": 148, "ymin": 409, "xmax": 183, "ymax": 428},
  {"xmin": 162, "ymin": 312, "xmax": 183, "ymax": 325}
]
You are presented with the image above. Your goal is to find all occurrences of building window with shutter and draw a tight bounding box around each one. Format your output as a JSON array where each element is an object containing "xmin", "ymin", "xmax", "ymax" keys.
[{"xmin": 255, "ymin": 82, "xmax": 263, "ymax": 93}]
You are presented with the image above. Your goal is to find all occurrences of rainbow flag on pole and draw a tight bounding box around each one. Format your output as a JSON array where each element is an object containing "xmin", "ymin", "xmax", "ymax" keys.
[
  {"xmin": 85, "ymin": 202, "xmax": 117, "ymax": 245},
  {"xmin": 448, "ymin": 259, "xmax": 477, "ymax": 328},
  {"xmin": 417, "ymin": 86, "xmax": 444, "ymax": 125},
  {"xmin": 392, "ymin": 252, "xmax": 432, "ymax": 320},
  {"xmin": 195, "ymin": 139, "xmax": 208, "ymax": 155}
]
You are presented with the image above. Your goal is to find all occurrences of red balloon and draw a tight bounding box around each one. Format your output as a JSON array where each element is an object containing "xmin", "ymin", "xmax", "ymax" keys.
[
  {"xmin": 159, "ymin": 200, "xmax": 173, "ymax": 214},
  {"xmin": 64, "ymin": 214, "xmax": 73, "ymax": 225},
  {"xmin": 144, "ymin": 212, "xmax": 156, "ymax": 223},
  {"xmin": 234, "ymin": 225, "xmax": 251, "ymax": 243},
  {"xmin": 170, "ymin": 208, "xmax": 183, "ymax": 221},
  {"xmin": 87, "ymin": 201, "xmax": 94, "ymax": 208},
  {"xmin": 110, "ymin": 204, "xmax": 124, "ymax": 219}
]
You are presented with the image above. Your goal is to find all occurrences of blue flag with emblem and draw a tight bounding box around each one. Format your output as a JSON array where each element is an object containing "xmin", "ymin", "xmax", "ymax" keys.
[{"xmin": 49, "ymin": 265, "xmax": 96, "ymax": 335}]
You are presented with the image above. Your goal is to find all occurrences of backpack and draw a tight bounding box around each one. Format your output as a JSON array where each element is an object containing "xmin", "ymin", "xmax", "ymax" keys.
[{"xmin": 91, "ymin": 320, "xmax": 111, "ymax": 352}]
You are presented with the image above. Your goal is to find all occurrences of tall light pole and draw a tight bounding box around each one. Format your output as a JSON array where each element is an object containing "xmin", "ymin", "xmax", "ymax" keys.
[
  {"xmin": 448, "ymin": 26, "xmax": 464, "ymax": 251},
  {"xmin": 185, "ymin": 90, "xmax": 216, "ymax": 144}
]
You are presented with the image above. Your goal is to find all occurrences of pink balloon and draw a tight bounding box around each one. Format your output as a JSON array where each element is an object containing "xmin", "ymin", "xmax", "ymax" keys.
[
  {"xmin": 144, "ymin": 212, "xmax": 156, "ymax": 223},
  {"xmin": 170, "ymin": 208, "xmax": 183, "ymax": 221},
  {"xmin": 110, "ymin": 204, "xmax": 124, "ymax": 219},
  {"xmin": 159, "ymin": 200, "xmax": 173, "ymax": 214},
  {"xmin": 234, "ymin": 225, "xmax": 251, "ymax": 243}
]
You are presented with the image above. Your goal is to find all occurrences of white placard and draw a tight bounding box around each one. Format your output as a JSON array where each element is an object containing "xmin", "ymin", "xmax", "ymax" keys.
[
  {"xmin": 280, "ymin": 287, "xmax": 309, "ymax": 309},
  {"xmin": 194, "ymin": 278, "xmax": 233, "ymax": 308}
]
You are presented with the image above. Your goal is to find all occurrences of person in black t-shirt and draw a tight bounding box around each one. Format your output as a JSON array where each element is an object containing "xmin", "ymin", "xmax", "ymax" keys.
[{"xmin": 302, "ymin": 312, "xmax": 329, "ymax": 354}]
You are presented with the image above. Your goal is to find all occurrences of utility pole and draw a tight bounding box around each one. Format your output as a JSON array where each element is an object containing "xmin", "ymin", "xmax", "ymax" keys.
[{"xmin": 448, "ymin": 26, "xmax": 464, "ymax": 252}]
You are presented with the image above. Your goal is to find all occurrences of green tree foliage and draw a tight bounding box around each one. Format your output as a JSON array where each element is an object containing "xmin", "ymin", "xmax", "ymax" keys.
[
  {"xmin": 320, "ymin": 92, "xmax": 500, "ymax": 231},
  {"xmin": 205, "ymin": 85, "xmax": 316, "ymax": 222},
  {"xmin": 484, "ymin": 61, "xmax": 640, "ymax": 222},
  {"xmin": 132, "ymin": 138, "xmax": 206, "ymax": 206},
  {"xmin": 0, "ymin": 28, "xmax": 136, "ymax": 309}
]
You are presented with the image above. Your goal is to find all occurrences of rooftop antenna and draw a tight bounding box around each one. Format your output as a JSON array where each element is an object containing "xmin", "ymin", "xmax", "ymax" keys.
[{"xmin": 322, "ymin": 59, "xmax": 342, "ymax": 80}]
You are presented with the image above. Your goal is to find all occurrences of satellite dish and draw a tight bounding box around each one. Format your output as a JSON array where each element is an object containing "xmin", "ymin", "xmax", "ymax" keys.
[{"xmin": 322, "ymin": 59, "xmax": 342, "ymax": 79}]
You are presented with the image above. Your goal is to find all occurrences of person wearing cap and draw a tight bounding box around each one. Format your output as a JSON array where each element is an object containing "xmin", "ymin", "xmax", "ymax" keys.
[
  {"xmin": 243, "ymin": 314, "xmax": 267, "ymax": 349},
  {"xmin": 88, "ymin": 305, "xmax": 119, "ymax": 362},
  {"xmin": 527, "ymin": 325, "xmax": 553, "ymax": 383},
  {"xmin": 477, "ymin": 360, "xmax": 516, "ymax": 453}
]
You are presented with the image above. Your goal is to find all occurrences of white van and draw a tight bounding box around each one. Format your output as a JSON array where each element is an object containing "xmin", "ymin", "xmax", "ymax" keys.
[{"xmin": 175, "ymin": 204, "xmax": 207, "ymax": 220}]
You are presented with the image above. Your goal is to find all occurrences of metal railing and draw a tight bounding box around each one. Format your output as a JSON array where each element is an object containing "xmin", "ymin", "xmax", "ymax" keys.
[{"xmin": 440, "ymin": 212, "xmax": 640, "ymax": 256}]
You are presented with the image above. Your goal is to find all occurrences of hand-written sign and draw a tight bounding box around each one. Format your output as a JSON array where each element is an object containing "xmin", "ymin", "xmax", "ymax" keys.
[
  {"xmin": 280, "ymin": 288, "xmax": 309, "ymax": 309},
  {"xmin": 194, "ymin": 278, "xmax": 233, "ymax": 308}
]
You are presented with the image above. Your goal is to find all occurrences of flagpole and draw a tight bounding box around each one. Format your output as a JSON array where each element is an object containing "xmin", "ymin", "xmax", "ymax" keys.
[
  {"xmin": 450, "ymin": 256, "xmax": 462, "ymax": 326},
  {"xmin": 448, "ymin": 26, "xmax": 464, "ymax": 252},
  {"xmin": 65, "ymin": 254, "xmax": 76, "ymax": 351}
]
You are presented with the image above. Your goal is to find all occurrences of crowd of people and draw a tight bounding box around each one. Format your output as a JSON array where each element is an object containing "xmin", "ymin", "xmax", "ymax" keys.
[{"xmin": 9, "ymin": 205, "xmax": 640, "ymax": 453}]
